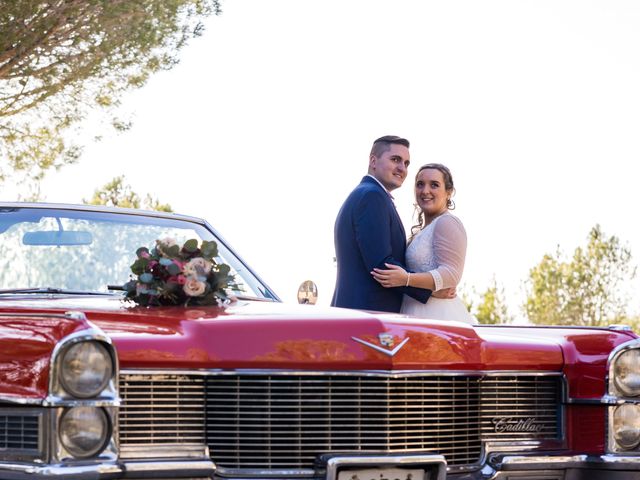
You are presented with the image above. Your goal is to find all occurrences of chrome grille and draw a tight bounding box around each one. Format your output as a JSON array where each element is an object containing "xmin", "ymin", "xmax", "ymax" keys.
[
  {"xmin": 480, "ymin": 376, "xmax": 561, "ymax": 440},
  {"xmin": 0, "ymin": 408, "xmax": 41, "ymax": 453},
  {"xmin": 119, "ymin": 372, "xmax": 561, "ymax": 470},
  {"xmin": 119, "ymin": 374, "xmax": 206, "ymax": 445}
]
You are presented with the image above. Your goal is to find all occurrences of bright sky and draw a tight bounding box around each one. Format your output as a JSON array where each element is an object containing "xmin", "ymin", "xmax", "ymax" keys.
[{"xmin": 32, "ymin": 0, "xmax": 640, "ymax": 320}]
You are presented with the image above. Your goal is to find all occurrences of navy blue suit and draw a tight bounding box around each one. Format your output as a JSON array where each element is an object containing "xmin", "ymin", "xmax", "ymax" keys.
[{"xmin": 331, "ymin": 176, "xmax": 431, "ymax": 312}]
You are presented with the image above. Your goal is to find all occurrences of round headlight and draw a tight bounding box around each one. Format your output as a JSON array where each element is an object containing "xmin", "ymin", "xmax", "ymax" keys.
[
  {"xmin": 59, "ymin": 407, "xmax": 109, "ymax": 458},
  {"xmin": 613, "ymin": 349, "xmax": 640, "ymax": 397},
  {"xmin": 613, "ymin": 404, "xmax": 640, "ymax": 450},
  {"xmin": 59, "ymin": 341, "xmax": 113, "ymax": 398}
]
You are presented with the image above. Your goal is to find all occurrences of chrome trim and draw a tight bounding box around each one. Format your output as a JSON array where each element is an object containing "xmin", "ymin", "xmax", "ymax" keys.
[
  {"xmin": 0, "ymin": 396, "xmax": 49, "ymax": 405},
  {"xmin": 120, "ymin": 444, "xmax": 209, "ymax": 459},
  {"xmin": 46, "ymin": 323, "xmax": 119, "ymax": 406},
  {"xmin": 325, "ymin": 455, "xmax": 446, "ymax": 480},
  {"xmin": 499, "ymin": 453, "xmax": 640, "ymax": 468},
  {"xmin": 0, "ymin": 312, "xmax": 87, "ymax": 320},
  {"xmin": 119, "ymin": 369, "xmax": 564, "ymax": 472},
  {"xmin": 607, "ymin": 338, "xmax": 640, "ymax": 398},
  {"xmin": 122, "ymin": 368, "xmax": 565, "ymax": 377},
  {"xmin": 605, "ymin": 338, "xmax": 640, "ymax": 454},
  {"xmin": 609, "ymin": 324, "xmax": 634, "ymax": 331},
  {"xmin": 0, "ymin": 407, "xmax": 45, "ymax": 462},
  {"xmin": 0, "ymin": 462, "xmax": 122, "ymax": 479},
  {"xmin": 351, "ymin": 336, "xmax": 409, "ymax": 356},
  {"xmin": 123, "ymin": 459, "xmax": 215, "ymax": 476},
  {"xmin": 0, "ymin": 201, "xmax": 204, "ymax": 222},
  {"xmin": 500, "ymin": 454, "xmax": 589, "ymax": 466},
  {"xmin": 598, "ymin": 454, "xmax": 640, "ymax": 465},
  {"xmin": 50, "ymin": 406, "xmax": 118, "ymax": 464}
]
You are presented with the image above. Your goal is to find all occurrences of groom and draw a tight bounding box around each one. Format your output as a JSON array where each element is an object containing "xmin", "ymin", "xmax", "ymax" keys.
[{"xmin": 331, "ymin": 135, "xmax": 431, "ymax": 312}]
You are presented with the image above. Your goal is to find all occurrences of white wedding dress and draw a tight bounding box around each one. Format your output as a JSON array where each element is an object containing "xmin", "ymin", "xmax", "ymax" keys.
[{"xmin": 401, "ymin": 213, "xmax": 476, "ymax": 324}]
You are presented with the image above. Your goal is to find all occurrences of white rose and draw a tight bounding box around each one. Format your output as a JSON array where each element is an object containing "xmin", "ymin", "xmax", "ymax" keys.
[
  {"xmin": 156, "ymin": 237, "xmax": 178, "ymax": 257},
  {"xmin": 160, "ymin": 237, "xmax": 177, "ymax": 247}
]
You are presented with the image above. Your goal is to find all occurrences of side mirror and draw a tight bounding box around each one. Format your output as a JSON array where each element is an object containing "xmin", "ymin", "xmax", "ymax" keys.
[{"xmin": 297, "ymin": 280, "xmax": 318, "ymax": 305}]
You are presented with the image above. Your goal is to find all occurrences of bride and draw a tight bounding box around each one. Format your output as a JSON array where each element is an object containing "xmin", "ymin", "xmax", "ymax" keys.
[{"xmin": 371, "ymin": 163, "xmax": 475, "ymax": 324}]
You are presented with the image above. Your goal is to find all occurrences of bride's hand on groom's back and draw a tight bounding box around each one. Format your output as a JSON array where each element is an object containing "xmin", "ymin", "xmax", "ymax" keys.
[{"xmin": 432, "ymin": 287, "xmax": 457, "ymax": 299}]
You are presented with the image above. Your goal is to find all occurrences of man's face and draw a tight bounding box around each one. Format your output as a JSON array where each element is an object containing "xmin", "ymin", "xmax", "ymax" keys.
[{"xmin": 369, "ymin": 143, "xmax": 410, "ymax": 191}]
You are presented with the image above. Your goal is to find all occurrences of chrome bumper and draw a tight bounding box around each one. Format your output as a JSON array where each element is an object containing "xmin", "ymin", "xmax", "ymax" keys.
[{"xmin": 0, "ymin": 455, "xmax": 639, "ymax": 479}]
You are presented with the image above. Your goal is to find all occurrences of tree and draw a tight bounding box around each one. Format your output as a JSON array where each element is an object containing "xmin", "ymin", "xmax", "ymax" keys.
[
  {"xmin": 0, "ymin": 0, "xmax": 221, "ymax": 194},
  {"xmin": 84, "ymin": 175, "xmax": 172, "ymax": 212},
  {"xmin": 463, "ymin": 279, "xmax": 513, "ymax": 325},
  {"xmin": 474, "ymin": 279, "xmax": 513, "ymax": 325},
  {"xmin": 524, "ymin": 225, "xmax": 636, "ymax": 326}
]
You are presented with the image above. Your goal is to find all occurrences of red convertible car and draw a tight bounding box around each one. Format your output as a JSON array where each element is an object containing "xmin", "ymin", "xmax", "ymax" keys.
[{"xmin": 0, "ymin": 202, "xmax": 638, "ymax": 480}]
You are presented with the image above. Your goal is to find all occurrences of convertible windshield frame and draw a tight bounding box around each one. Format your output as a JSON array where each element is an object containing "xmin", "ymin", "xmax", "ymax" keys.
[{"xmin": 0, "ymin": 203, "xmax": 280, "ymax": 302}]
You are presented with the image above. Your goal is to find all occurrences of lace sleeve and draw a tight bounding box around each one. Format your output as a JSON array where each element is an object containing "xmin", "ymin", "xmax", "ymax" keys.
[{"xmin": 428, "ymin": 214, "xmax": 467, "ymax": 290}]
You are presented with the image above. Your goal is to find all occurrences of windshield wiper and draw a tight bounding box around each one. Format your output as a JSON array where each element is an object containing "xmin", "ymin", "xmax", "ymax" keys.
[{"xmin": 0, "ymin": 287, "xmax": 115, "ymax": 296}]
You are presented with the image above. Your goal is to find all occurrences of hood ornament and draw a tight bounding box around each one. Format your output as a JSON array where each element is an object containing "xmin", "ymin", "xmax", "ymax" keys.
[{"xmin": 351, "ymin": 334, "xmax": 409, "ymax": 357}]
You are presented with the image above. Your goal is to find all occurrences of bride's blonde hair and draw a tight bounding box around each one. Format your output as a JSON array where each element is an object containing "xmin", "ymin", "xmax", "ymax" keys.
[{"xmin": 409, "ymin": 163, "xmax": 456, "ymax": 243}]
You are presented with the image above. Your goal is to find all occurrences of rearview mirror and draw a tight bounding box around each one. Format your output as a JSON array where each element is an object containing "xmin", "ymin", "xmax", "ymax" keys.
[{"xmin": 23, "ymin": 230, "xmax": 93, "ymax": 246}]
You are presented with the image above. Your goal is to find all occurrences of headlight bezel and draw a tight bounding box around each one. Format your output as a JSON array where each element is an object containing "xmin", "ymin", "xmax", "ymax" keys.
[
  {"xmin": 58, "ymin": 406, "xmax": 111, "ymax": 459},
  {"xmin": 48, "ymin": 327, "xmax": 118, "ymax": 403},
  {"xmin": 607, "ymin": 339, "xmax": 640, "ymax": 400},
  {"xmin": 58, "ymin": 340, "xmax": 114, "ymax": 399},
  {"xmin": 607, "ymin": 339, "xmax": 640, "ymax": 454},
  {"xmin": 612, "ymin": 403, "xmax": 640, "ymax": 450}
]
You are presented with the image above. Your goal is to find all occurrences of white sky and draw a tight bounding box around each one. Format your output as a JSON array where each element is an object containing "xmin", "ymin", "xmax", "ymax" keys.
[{"xmin": 31, "ymin": 0, "xmax": 640, "ymax": 319}]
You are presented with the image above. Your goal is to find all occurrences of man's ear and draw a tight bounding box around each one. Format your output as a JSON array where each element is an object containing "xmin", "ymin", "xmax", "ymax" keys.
[{"xmin": 369, "ymin": 154, "xmax": 377, "ymax": 170}]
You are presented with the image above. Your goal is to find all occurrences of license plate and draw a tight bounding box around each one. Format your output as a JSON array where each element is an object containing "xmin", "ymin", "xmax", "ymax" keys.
[{"xmin": 337, "ymin": 468, "xmax": 425, "ymax": 480}]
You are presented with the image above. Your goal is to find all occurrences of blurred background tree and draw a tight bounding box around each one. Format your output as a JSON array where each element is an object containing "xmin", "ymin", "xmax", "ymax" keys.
[
  {"xmin": 84, "ymin": 175, "xmax": 172, "ymax": 212},
  {"xmin": 0, "ymin": 0, "xmax": 221, "ymax": 198},
  {"xmin": 463, "ymin": 278, "xmax": 513, "ymax": 325},
  {"xmin": 524, "ymin": 225, "xmax": 636, "ymax": 326}
]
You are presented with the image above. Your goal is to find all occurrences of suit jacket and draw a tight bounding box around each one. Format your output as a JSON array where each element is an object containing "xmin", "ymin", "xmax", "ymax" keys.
[{"xmin": 331, "ymin": 176, "xmax": 431, "ymax": 312}]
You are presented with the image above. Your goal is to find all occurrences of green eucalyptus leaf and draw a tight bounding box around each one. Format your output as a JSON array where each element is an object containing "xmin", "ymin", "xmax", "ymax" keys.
[
  {"xmin": 201, "ymin": 240, "xmax": 218, "ymax": 258},
  {"xmin": 130, "ymin": 257, "xmax": 149, "ymax": 275},
  {"xmin": 184, "ymin": 239, "xmax": 198, "ymax": 252}
]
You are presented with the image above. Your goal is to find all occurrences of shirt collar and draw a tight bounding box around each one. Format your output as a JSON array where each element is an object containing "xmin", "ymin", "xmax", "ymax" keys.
[{"xmin": 366, "ymin": 174, "xmax": 395, "ymax": 199}]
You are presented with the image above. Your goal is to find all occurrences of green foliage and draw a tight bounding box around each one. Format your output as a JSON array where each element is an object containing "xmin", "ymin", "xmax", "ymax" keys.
[
  {"xmin": 464, "ymin": 279, "xmax": 513, "ymax": 325},
  {"xmin": 524, "ymin": 225, "xmax": 636, "ymax": 326},
  {"xmin": 84, "ymin": 175, "xmax": 173, "ymax": 212},
  {"xmin": 124, "ymin": 237, "xmax": 236, "ymax": 307},
  {"xmin": 0, "ymin": 0, "xmax": 221, "ymax": 193}
]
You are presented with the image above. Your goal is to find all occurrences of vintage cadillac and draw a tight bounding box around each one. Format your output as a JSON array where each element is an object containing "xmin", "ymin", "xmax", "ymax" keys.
[{"xmin": 0, "ymin": 202, "xmax": 639, "ymax": 480}]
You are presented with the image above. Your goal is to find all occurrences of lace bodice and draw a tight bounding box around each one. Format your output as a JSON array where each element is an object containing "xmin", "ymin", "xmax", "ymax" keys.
[{"xmin": 405, "ymin": 213, "xmax": 467, "ymax": 291}]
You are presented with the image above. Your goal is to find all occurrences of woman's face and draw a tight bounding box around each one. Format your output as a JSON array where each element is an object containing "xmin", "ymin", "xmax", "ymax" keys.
[{"xmin": 415, "ymin": 168, "xmax": 450, "ymax": 218}]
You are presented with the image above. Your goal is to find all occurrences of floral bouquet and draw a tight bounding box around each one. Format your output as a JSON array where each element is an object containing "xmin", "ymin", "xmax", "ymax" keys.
[{"xmin": 123, "ymin": 237, "xmax": 235, "ymax": 307}]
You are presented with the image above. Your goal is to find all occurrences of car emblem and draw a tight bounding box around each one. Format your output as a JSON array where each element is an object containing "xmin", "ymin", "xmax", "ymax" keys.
[
  {"xmin": 351, "ymin": 334, "xmax": 409, "ymax": 357},
  {"xmin": 378, "ymin": 333, "xmax": 395, "ymax": 347}
]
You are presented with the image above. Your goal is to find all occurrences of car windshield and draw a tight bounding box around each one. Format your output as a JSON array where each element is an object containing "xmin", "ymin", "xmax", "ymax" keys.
[{"xmin": 0, "ymin": 206, "xmax": 277, "ymax": 300}]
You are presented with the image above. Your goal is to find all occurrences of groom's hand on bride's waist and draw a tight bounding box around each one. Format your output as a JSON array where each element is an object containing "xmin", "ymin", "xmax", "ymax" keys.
[{"xmin": 432, "ymin": 287, "xmax": 457, "ymax": 299}]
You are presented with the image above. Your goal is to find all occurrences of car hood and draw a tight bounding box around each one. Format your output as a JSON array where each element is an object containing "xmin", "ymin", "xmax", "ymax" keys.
[{"xmin": 1, "ymin": 296, "xmax": 636, "ymax": 400}]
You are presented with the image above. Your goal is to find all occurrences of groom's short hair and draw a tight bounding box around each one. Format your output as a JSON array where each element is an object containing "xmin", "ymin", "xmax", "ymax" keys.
[{"xmin": 370, "ymin": 135, "xmax": 410, "ymax": 158}]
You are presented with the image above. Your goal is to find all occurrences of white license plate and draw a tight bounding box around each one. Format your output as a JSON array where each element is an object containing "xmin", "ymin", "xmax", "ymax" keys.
[{"xmin": 337, "ymin": 468, "xmax": 425, "ymax": 480}]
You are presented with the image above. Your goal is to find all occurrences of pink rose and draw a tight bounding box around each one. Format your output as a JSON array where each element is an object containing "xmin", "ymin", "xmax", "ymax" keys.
[
  {"xmin": 184, "ymin": 257, "xmax": 212, "ymax": 277},
  {"xmin": 183, "ymin": 278, "xmax": 206, "ymax": 296}
]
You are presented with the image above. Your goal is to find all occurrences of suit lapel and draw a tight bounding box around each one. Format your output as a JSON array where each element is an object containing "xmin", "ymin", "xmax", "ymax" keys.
[{"xmin": 362, "ymin": 176, "xmax": 406, "ymax": 243}]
